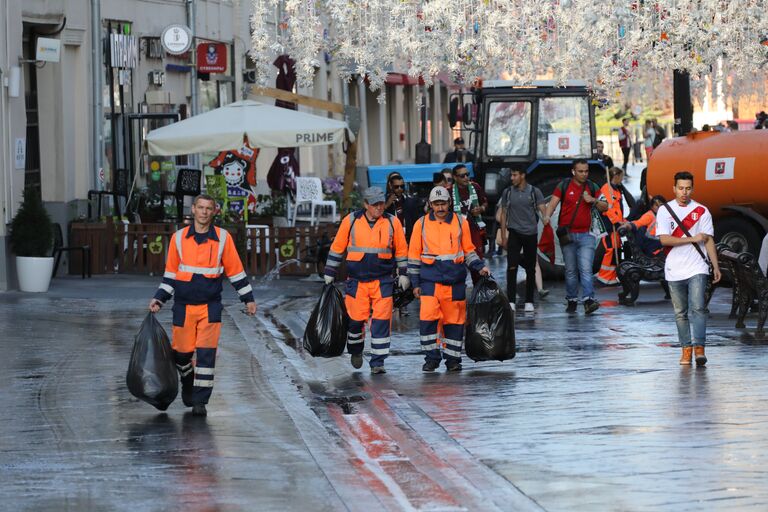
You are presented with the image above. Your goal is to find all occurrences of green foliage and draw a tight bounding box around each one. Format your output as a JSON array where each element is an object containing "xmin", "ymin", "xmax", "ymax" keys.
[
  {"xmin": 9, "ymin": 188, "xmax": 54, "ymax": 257},
  {"xmin": 255, "ymin": 194, "xmax": 287, "ymax": 217},
  {"xmin": 594, "ymin": 104, "xmax": 670, "ymax": 137}
]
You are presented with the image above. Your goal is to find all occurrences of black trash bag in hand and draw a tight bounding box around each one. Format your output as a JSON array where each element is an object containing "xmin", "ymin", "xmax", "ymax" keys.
[
  {"xmin": 466, "ymin": 277, "xmax": 516, "ymax": 362},
  {"xmin": 126, "ymin": 312, "xmax": 178, "ymax": 410},
  {"xmin": 303, "ymin": 284, "xmax": 349, "ymax": 357}
]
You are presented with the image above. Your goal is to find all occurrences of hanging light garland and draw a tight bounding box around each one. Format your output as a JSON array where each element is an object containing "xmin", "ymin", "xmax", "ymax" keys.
[{"xmin": 250, "ymin": 0, "xmax": 768, "ymax": 101}]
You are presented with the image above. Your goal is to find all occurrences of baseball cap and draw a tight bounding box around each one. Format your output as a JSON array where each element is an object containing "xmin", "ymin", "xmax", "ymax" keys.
[
  {"xmin": 429, "ymin": 186, "xmax": 451, "ymax": 203},
  {"xmin": 363, "ymin": 186, "xmax": 386, "ymax": 204}
]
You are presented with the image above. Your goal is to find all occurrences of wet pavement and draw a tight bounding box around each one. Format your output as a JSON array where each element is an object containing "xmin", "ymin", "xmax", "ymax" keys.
[
  {"xmin": 257, "ymin": 261, "xmax": 768, "ymax": 512},
  {"xmin": 3, "ymin": 249, "xmax": 768, "ymax": 510}
]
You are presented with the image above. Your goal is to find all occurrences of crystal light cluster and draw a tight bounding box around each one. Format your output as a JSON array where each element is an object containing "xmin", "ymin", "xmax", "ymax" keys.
[{"xmin": 250, "ymin": 0, "xmax": 768, "ymax": 99}]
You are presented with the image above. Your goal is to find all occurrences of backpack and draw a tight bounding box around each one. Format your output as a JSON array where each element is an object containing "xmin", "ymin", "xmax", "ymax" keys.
[{"xmin": 501, "ymin": 185, "xmax": 540, "ymax": 222}]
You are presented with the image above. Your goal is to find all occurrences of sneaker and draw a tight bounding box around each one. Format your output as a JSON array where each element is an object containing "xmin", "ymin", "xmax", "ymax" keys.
[
  {"xmin": 584, "ymin": 299, "xmax": 600, "ymax": 315},
  {"xmin": 566, "ymin": 300, "xmax": 578, "ymax": 313},
  {"xmin": 509, "ymin": 302, "xmax": 516, "ymax": 311},
  {"xmin": 371, "ymin": 366, "xmax": 387, "ymax": 375},
  {"xmin": 422, "ymin": 360, "xmax": 440, "ymax": 372},
  {"xmin": 192, "ymin": 404, "xmax": 207, "ymax": 417},
  {"xmin": 538, "ymin": 289, "xmax": 550, "ymax": 299},
  {"xmin": 445, "ymin": 360, "xmax": 463, "ymax": 372},
  {"xmin": 350, "ymin": 354, "xmax": 363, "ymax": 369},
  {"xmin": 524, "ymin": 302, "xmax": 535, "ymax": 313}
]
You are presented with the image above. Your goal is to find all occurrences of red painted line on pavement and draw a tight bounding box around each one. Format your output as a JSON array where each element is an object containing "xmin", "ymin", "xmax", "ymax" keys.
[{"xmin": 327, "ymin": 403, "xmax": 460, "ymax": 510}]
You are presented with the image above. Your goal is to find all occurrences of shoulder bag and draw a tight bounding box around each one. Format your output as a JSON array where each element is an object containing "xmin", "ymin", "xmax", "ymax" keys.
[{"xmin": 556, "ymin": 182, "xmax": 587, "ymax": 247}]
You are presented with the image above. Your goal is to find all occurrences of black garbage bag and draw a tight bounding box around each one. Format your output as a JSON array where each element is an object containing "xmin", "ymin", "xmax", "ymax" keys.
[
  {"xmin": 465, "ymin": 277, "xmax": 516, "ymax": 361},
  {"xmin": 393, "ymin": 282, "xmax": 415, "ymax": 309},
  {"xmin": 303, "ymin": 284, "xmax": 349, "ymax": 357},
  {"xmin": 126, "ymin": 312, "xmax": 178, "ymax": 410}
]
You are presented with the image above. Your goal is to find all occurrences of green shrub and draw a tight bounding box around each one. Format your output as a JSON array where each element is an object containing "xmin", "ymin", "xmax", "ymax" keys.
[{"xmin": 9, "ymin": 188, "xmax": 53, "ymax": 257}]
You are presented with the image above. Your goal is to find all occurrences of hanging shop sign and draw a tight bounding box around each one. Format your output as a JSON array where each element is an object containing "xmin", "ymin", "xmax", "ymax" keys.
[
  {"xmin": 196, "ymin": 42, "xmax": 227, "ymax": 73},
  {"xmin": 110, "ymin": 33, "xmax": 138, "ymax": 68},
  {"xmin": 35, "ymin": 38, "xmax": 61, "ymax": 62},
  {"xmin": 161, "ymin": 24, "xmax": 192, "ymax": 55}
]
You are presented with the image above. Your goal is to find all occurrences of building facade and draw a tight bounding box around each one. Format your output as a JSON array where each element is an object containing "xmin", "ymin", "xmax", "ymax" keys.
[{"xmin": 0, "ymin": 0, "xmax": 457, "ymax": 290}]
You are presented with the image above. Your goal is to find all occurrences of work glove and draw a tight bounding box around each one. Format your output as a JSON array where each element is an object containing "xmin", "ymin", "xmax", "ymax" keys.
[
  {"xmin": 398, "ymin": 275, "xmax": 411, "ymax": 290},
  {"xmin": 324, "ymin": 275, "xmax": 334, "ymax": 285}
]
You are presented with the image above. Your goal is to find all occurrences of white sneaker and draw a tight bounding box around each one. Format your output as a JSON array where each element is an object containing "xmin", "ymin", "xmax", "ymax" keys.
[
  {"xmin": 524, "ymin": 302, "xmax": 535, "ymax": 313},
  {"xmin": 509, "ymin": 302, "xmax": 516, "ymax": 311}
]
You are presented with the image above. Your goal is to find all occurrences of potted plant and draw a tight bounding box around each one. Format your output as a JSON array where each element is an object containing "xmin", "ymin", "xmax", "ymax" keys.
[
  {"xmin": 9, "ymin": 187, "xmax": 55, "ymax": 292},
  {"xmin": 254, "ymin": 194, "xmax": 289, "ymax": 227}
]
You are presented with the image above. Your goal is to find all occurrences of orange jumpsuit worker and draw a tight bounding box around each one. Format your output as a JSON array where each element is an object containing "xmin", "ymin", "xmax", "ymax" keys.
[
  {"xmin": 149, "ymin": 194, "xmax": 256, "ymax": 417},
  {"xmin": 324, "ymin": 187, "xmax": 409, "ymax": 374},
  {"xmin": 596, "ymin": 167, "xmax": 627, "ymax": 285},
  {"xmin": 409, "ymin": 186, "xmax": 490, "ymax": 372}
]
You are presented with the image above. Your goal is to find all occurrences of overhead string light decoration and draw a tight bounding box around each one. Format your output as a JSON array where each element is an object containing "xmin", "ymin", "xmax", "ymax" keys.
[{"xmin": 250, "ymin": 0, "xmax": 768, "ymax": 100}]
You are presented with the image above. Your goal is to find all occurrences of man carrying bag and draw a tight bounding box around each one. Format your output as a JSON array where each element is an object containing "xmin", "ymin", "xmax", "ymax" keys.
[
  {"xmin": 544, "ymin": 159, "xmax": 608, "ymax": 314},
  {"xmin": 656, "ymin": 171, "xmax": 721, "ymax": 366}
]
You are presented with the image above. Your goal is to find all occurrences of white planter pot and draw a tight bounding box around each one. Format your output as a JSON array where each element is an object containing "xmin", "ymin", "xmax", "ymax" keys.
[{"xmin": 16, "ymin": 256, "xmax": 54, "ymax": 292}]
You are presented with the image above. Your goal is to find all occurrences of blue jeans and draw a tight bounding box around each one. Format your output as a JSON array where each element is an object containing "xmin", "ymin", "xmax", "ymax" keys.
[
  {"xmin": 561, "ymin": 232, "xmax": 596, "ymax": 301},
  {"xmin": 667, "ymin": 273, "xmax": 708, "ymax": 347}
]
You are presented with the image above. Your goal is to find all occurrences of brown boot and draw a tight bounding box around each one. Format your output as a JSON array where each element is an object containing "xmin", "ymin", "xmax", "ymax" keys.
[
  {"xmin": 694, "ymin": 346, "xmax": 707, "ymax": 366},
  {"xmin": 679, "ymin": 347, "xmax": 692, "ymax": 365}
]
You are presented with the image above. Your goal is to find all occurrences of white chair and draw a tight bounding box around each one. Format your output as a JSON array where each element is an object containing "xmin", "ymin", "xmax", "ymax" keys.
[{"xmin": 290, "ymin": 177, "xmax": 338, "ymax": 226}]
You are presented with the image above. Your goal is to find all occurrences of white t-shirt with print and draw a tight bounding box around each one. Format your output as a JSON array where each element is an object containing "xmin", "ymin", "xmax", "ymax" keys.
[{"xmin": 655, "ymin": 199, "xmax": 713, "ymax": 282}]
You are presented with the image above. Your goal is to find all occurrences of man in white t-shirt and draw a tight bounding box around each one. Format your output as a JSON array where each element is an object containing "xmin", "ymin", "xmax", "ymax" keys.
[{"xmin": 656, "ymin": 171, "xmax": 721, "ymax": 366}]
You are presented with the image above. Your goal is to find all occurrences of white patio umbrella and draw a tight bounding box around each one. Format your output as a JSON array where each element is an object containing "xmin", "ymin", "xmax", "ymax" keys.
[{"xmin": 145, "ymin": 100, "xmax": 353, "ymax": 155}]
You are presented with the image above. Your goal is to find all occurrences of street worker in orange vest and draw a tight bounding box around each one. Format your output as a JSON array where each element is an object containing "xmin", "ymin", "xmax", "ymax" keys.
[
  {"xmin": 323, "ymin": 186, "xmax": 409, "ymax": 374},
  {"xmin": 409, "ymin": 186, "xmax": 490, "ymax": 372},
  {"xmin": 149, "ymin": 194, "xmax": 256, "ymax": 416},
  {"xmin": 596, "ymin": 167, "xmax": 628, "ymax": 285}
]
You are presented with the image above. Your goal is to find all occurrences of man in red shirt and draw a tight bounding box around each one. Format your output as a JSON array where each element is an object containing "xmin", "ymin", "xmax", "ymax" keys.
[
  {"xmin": 451, "ymin": 164, "xmax": 488, "ymax": 284},
  {"xmin": 544, "ymin": 160, "xmax": 608, "ymax": 314}
]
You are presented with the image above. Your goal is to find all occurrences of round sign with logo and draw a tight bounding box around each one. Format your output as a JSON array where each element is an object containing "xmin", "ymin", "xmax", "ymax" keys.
[{"xmin": 161, "ymin": 24, "xmax": 192, "ymax": 55}]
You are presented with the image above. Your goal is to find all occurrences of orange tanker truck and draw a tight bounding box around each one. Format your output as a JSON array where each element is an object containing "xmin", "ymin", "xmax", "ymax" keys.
[{"xmin": 647, "ymin": 129, "xmax": 768, "ymax": 256}]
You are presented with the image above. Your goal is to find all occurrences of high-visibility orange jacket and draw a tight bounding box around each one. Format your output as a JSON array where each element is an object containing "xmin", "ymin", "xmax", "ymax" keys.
[
  {"xmin": 600, "ymin": 183, "xmax": 625, "ymax": 226},
  {"xmin": 324, "ymin": 210, "xmax": 408, "ymax": 282},
  {"xmin": 632, "ymin": 209, "xmax": 657, "ymax": 236},
  {"xmin": 154, "ymin": 225, "xmax": 253, "ymax": 305},
  {"xmin": 407, "ymin": 212, "xmax": 484, "ymax": 288}
]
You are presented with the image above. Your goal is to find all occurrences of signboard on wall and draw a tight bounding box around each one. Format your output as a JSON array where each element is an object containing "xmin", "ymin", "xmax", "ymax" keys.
[
  {"xmin": 35, "ymin": 38, "xmax": 61, "ymax": 62},
  {"xmin": 161, "ymin": 24, "xmax": 192, "ymax": 55},
  {"xmin": 14, "ymin": 138, "xmax": 26, "ymax": 169},
  {"xmin": 197, "ymin": 42, "xmax": 227, "ymax": 73},
  {"xmin": 110, "ymin": 33, "xmax": 138, "ymax": 68}
]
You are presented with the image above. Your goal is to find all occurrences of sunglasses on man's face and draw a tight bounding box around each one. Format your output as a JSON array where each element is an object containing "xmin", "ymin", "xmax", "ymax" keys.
[{"xmin": 392, "ymin": 184, "xmax": 405, "ymax": 189}]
